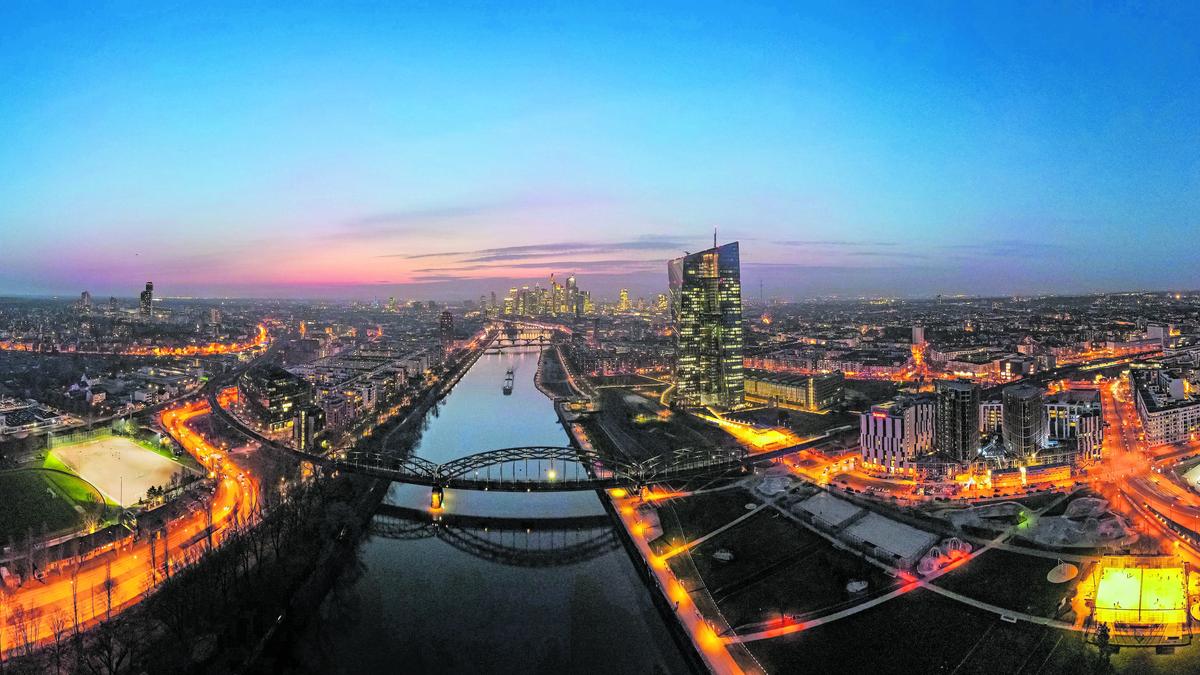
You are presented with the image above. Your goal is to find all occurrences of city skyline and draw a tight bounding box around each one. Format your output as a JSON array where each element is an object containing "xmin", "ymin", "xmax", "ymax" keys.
[{"xmin": 3, "ymin": 3, "xmax": 1199, "ymax": 299}]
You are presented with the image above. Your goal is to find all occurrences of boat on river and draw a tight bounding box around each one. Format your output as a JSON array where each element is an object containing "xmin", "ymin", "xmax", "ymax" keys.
[{"xmin": 502, "ymin": 367, "xmax": 515, "ymax": 395}]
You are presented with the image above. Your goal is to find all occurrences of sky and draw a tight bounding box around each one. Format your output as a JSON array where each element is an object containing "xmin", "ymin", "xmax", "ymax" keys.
[{"xmin": 1, "ymin": 2, "xmax": 1198, "ymax": 301}]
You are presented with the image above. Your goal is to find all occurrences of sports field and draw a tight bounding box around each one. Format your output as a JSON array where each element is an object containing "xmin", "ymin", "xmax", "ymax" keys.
[
  {"xmin": 1094, "ymin": 565, "xmax": 1187, "ymax": 626},
  {"xmin": 50, "ymin": 436, "xmax": 190, "ymax": 507}
]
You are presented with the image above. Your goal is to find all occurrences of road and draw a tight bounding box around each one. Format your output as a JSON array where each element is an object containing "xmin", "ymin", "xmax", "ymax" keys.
[
  {"xmin": 1, "ymin": 394, "xmax": 257, "ymax": 649},
  {"xmin": 1091, "ymin": 378, "xmax": 1200, "ymax": 564}
]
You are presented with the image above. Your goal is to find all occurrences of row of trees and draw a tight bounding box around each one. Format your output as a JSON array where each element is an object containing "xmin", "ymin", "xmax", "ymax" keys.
[{"xmin": 0, "ymin": 472, "xmax": 368, "ymax": 674}]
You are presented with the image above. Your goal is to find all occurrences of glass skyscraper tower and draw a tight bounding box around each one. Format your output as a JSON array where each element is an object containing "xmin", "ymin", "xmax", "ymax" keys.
[{"xmin": 668, "ymin": 241, "xmax": 744, "ymax": 408}]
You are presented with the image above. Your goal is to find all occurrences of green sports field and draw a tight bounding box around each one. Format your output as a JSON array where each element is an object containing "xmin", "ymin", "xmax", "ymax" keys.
[{"xmin": 0, "ymin": 469, "xmax": 107, "ymax": 541}]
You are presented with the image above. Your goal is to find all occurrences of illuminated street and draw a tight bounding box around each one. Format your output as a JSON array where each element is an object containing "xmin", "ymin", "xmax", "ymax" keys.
[{"xmin": 1, "ymin": 395, "xmax": 257, "ymax": 648}]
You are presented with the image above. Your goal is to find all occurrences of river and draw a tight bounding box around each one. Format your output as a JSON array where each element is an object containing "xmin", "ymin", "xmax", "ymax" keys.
[{"xmin": 287, "ymin": 348, "xmax": 688, "ymax": 674}]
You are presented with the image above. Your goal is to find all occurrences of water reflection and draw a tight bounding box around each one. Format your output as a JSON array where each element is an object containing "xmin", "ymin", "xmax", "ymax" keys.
[{"xmin": 287, "ymin": 349, "xmax": 686, "ymax": 674}]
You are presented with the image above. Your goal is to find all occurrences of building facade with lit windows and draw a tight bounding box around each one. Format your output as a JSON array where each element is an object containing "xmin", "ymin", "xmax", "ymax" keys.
[
  {"xmin": 139, "ymin": 281, "xmax": 154, "ymax": 318},
  {"xmin": 1045, "ymin": 389, "xmax": 1104, "ymax": 460},
  {"xmin": 859, "ymin": 394, "xmax": 935, "ymax": 475},
  {"xmin": 239, "ymin": 364, "xmax": 312, "ymax": 432},
  {"xmin": 1002, "ymin": 384, "xmax": 1047, "ymax": 458},
  {"xmin": 935, "ymin": 379, "xmax": 980, "ymax": 461},
  {"xmin": 668, "ymin": 241, "xmax": 745, "ymax": 409},
  {"xmin": 1134, "ymin": 369, "xmax": 1200, "ymax": 444},
  {"xmin": 744, "ymin": 370, "xmax": 843, "ymax": 412},
  {"xmin": 292, "ymin": 404, "xmax": 325, "ymax": 451}
]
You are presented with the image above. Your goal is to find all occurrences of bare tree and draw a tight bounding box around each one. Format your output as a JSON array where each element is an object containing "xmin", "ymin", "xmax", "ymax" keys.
[
  {"xmin": 48, "ymin": 610, "xmax": 70, "ymax": 674},
  {"xmin": 7, "ymin": 603, "xmax": 40, "ymax": 659},
  {"xmin": 70, "ymin": 565, "xmax": 81, "ymax": 648},
  {"xmin": 102, "ymin": 563, "xmax": 115, "ymax": 621},
  {"xmin": 81, "ymin": 613, "xmax": 135, "ymax": 675}
]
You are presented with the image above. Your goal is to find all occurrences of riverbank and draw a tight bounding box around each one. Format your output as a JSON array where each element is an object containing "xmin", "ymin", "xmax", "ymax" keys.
[
  {"xmin": 268, "ymin": 345, "xmax": 686, "ymax": 673},
  {"xmin": 243, "ymin": 344, "xmax": 489, "ymax": 671},
  {"xmin": 538, "ymin": 347, "xmax": 737, "ymax": 674}
]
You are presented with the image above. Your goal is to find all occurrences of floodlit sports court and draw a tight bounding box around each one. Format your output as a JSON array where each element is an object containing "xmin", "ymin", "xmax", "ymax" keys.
[
  {"xmin": 50, "ymin": 436, "xmax": 189, "ymax": 507},
  {"xmin": 1092, "ymin": 563, "xmax": 1187, "ymax": 627}
]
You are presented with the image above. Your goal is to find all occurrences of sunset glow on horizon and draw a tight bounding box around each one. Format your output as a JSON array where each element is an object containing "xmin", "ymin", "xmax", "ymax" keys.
[{"xmin": 2, "ymin": 3, "xmax": 1198, "ymax": 300}]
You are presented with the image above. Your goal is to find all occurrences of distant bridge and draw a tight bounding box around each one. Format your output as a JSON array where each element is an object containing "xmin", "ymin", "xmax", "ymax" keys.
[
  {"xmin": 207, "ymin": 365, "xmax": 836, "ymax": 504},
  {"xmin": 370, "ymin": 504, "xmax": 618, "ymax": 568}
]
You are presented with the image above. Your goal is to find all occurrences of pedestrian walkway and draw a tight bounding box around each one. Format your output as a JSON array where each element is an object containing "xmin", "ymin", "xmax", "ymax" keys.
[{"xmin": 730, "ymin": 491, "xmax": 1074, "ymax": 643}]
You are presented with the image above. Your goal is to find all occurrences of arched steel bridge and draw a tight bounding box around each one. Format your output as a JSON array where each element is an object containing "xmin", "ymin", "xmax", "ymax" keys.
[
  {"xmin": 370, "ymin": 504, "xmax": 618, "ymax": 568},
  {"xmin": 330, "ymin": 444, "xmax": 747, "ymax": 492}
]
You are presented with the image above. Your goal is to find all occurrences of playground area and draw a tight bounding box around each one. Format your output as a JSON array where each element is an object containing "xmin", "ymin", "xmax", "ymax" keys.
[{"xmin": 48, "ymin": 435, "xmax": 190, "ymax": 507}]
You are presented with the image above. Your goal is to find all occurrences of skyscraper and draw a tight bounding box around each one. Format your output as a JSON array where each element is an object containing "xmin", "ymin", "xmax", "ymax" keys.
[
  {"xmin": 439, "ymin": 309, "xmax": 454, "ymax": 344},
  {"xmin": 1002, "ymin": 384, "xmax": 1046, "ymax": 458},
  {"xmin": 935, "ymin": 379, "xmax": 980, "ymax": 461},
  {"xmin": 668, "ymin": 241, "xmax": 744, "ymax": 409},
  {"xmin": 618, "ymin": 288, "xmax": 630, "ymax": 312},
  {"xmin": 139, "ymin": 282, "xmax": 154, "ymax": 318}
]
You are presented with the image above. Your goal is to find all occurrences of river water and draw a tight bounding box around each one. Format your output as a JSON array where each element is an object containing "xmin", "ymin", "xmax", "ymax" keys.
[{"xmin": 289, "ymin": 349, "xmax": 687, "ymax": 674}]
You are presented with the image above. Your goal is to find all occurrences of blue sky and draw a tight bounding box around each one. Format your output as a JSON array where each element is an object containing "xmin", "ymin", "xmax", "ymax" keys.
[{"xmin": 1, "ymin": 2, "xmax": 1197, "ymax": 300}]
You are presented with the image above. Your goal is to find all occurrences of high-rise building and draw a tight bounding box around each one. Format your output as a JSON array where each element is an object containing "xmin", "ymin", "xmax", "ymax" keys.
[
  {"xmin": 912, "ymin": 325, "xmax": 926, "ymax": 345},
  {"xmin": 293, "ymin": 404, "xmax": 325, "ymax": 451},
  {"xmin": 1002, "ymin": 384, "xmax": 1046, "ymax": 458},
  {"xmin": 139, "ymin": 282, "xmax": 154, "ymax": 318},
  {"xmin": 504, "ymin": 288, "xmax": 517, "ymax": 315},
  {"xmin": 860, "ymin": 394, "xmax": 935, "ymax": 475},
  {"xmin": 935, "ymin": 379, "xmax": 980, "ymax": 461},
  {"xmin": 439, "ymin": 309, "xmax": 454, "ymax": 344},
  {"xmin": 668, "ymin": 241, "xmax": 744, "ymax": 409},
  {"xmin": 618, "ymin": 288, "xmax": 630, "ymax": 312},
  {"xmin": 79, "ymin": 290, "xmax": 91, "ymax": 314}
]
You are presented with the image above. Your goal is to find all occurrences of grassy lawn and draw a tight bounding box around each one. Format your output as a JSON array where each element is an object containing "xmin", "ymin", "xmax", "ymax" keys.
[
  {"xmin": 952, "ymin": 621, "xmax": 1065, "ymax": 675},
  {"xmin": 686, "ymin": 509, "xmax": 813, "ymax": 591},
  {"xmin": 681, "ymin": 509, "xmax": 895, "ymax": 630},
  {"xmin": 41, "ymin": 452, "xmax": 112, "ymax": 504},
  {"xmin": 746, "ymin": 588, "xmax": 995, "ymax": 673},
  {"xmin": 933, "ymin": 548, "xmax": 1085, "ymax": 618},
  {"xmin": 0, "ymin": 471, "xmax": 86, "ymax": 540},
  {"xmin": 651, "ymin": 488, "xmax": 757, "ymax": 552}
]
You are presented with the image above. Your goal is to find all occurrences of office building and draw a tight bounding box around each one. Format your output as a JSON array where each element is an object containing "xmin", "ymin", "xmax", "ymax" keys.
[
  {"xmin": 668, "ymin": 241, "xmax": 744, "ymax": 409},
  {"xmin": 139, "ymin": 281, "xmax": 154, "ymax": 318},
  {"xmin": 744, "ymin": 370, "xmax": 844, "ymax": 412},
  {"xmin": 439, "ymin": 310, "xmax": 454, "ymax": 344},
  {"xmin": 1045, "ymin": 389, "xmax": 1104, "ymax": 460},
  {"xmin": 935, "ymin": 379, "xmax": 980, "ymax": 461},
  {"xmin": 1002, "ymin": 384, "xmax": 1046, "ymax": 458},
  {"xmin": 239, "ymin": 364, "xmax": 312, "ymax": 432}
]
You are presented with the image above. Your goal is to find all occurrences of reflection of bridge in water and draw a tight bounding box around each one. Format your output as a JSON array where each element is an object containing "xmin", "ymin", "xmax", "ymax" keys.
[{"xmin": 370, "ymin": 503, "xmax": 620, "ymax": 568}]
